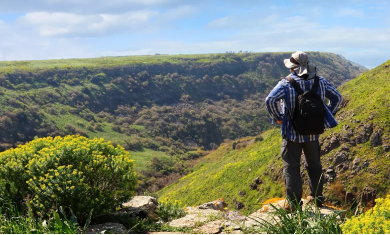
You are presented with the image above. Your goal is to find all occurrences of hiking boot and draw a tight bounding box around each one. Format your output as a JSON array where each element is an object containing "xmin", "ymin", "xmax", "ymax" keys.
[
  {"xmin": 284, "ymin": 200, "xmax": 303, "ymax": 212},
  {"xmin": 306, "ymin": 196, "xmax": 324, "ymax": 207}
]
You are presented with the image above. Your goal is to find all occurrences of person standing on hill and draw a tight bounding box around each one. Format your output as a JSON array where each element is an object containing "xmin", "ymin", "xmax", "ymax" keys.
[{"xmin": 265, "ymin": 51, "xmax": 342, "ymax": 210}]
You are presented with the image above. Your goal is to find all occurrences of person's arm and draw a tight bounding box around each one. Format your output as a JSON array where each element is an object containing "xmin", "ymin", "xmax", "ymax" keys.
[
  {"xmin": 265, "ymin": 81, "xmax": 285, "ymax": 123},
  {"xmin": 324, "ymin": 79, "xmax": 343, "ymax": 114}
]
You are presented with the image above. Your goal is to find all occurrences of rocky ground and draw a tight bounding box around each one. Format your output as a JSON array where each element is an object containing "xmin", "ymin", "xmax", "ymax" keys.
[{"xmin": 85, "ymin": 196, "xmax": 339, "ymax": 234}]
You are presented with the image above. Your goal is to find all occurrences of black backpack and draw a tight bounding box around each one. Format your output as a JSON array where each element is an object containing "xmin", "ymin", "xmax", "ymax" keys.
[{"xmin": 286, "ymin": 75, "xmax": 325, "ymax": 135}]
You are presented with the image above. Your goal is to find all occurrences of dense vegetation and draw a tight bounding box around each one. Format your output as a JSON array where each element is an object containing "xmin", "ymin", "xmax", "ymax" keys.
[
  {"xmin": 0, "ymin": 136, "xmax": 137, "ymax": 221},
  {"xmin": 158, "ymin": 59, "xmax": 390, "ymax": 213},
  {"xmin": 0, "ymin": 52, "xmax": 366, "ymax": 192}
]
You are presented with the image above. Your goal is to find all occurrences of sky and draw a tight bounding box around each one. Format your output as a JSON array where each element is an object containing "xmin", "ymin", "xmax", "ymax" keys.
[{"xmin": 0, "ymin": 0, "xmax": 389, "ymax": 68}]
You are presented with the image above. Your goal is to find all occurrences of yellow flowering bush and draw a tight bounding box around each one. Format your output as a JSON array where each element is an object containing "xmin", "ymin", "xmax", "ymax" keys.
[
  {"xmin": 157, "ymin": 200, "xmax": 186, "ymax": 222},
  {"xmin": 0, "ymin": 135, "xmax": 137, "ymax": 221},
  {"xmin": 342, "ymin": 195, "xmax": 390, "ymax": 234}
]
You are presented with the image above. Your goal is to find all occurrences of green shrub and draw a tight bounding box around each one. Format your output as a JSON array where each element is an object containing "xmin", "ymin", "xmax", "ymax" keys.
[
  {"xmin": 0, "ymin": 135, "xmax": 138, "ymax": 221},
  {"xmin": 254, "ymin": 137, "xmax": 264, "ymax": 142},
  {"xmin": 157, "ymin": 200, "xmax": 186, "ymax": 222}
]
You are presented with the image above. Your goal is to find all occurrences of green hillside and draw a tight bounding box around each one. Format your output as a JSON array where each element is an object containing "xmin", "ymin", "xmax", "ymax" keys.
[
  {"xmin": 158, "ymin": 129, "xmax": 284, "ymax": 213},
  {"xmin": 0, "ymin": 52, "xmax": 366, "ymax": 192},
  {"xmin": 158, "ymin": 59, "xmax": 390, "ymax": 212}
]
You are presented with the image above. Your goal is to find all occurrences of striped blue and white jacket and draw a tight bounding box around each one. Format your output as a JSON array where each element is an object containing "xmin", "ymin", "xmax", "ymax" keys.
[{"xmin": 265, "ymin": 72, "xmax": 343, "ymax": 143}]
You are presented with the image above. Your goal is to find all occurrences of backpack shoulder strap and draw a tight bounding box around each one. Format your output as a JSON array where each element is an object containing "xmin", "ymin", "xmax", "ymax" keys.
[
  {"xmin": 286, "ymin": 75, "xmax": 303, "ymax": 95},
  {"xmin": 310, "ymin": 76, "xmax": 320, "ymax": 94}
]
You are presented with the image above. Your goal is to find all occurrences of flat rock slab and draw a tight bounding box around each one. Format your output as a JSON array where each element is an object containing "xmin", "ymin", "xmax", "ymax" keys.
[
  {"xmin": 220, "ymin": 231, "xmax": 247, "ymax": 234},
  {"xmin": 169, "ymin": 208, "xmax": 223, "ymax": 228},
  {"xmin": 148, "ymin": 233, "xmax": 186, "ymax": 234},
  {"xmin": 244, "ymin": 199, "xmax": 339, "ymax": 228},
  {"xmin": 122, "ymin": 196, "xmax": 157, "ymax": 208},
  {"xmin": 122, "ymin": 196, "xmax": 159, "ymax": 220},
  {"xmin": 169, "ymin": 198, "xmax": 340, "ymax": 232},
  {"xmin": 85, "ymin": 222, "xmax": 127, "ymax": 234},
  {"xmin": 193, "ymin": 220, "xmax": 224, "ymax": 234}
]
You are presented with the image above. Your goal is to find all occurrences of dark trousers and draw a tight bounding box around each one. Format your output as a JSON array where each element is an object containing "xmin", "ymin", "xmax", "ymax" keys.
[{"xmin": 281, "ymin": 139, "xmax": 324, "ymax": 204}]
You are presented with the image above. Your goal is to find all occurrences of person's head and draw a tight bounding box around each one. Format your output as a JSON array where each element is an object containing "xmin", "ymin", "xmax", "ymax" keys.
[{"xmin": 284, "ymin": 51, "xmax": 316, "ymax": 79}]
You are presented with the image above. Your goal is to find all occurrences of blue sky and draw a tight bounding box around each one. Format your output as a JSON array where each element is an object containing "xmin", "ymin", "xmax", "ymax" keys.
[{"xmin": 0, "ymin": 0, "xmax": 389, "ymax": 68}]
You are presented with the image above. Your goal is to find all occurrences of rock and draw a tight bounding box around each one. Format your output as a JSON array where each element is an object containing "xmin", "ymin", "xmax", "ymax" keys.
[
  {"xmin": 355, "ymin": 124, "xmax": 373, "ymax": 144},
  {"xmin": 121, "ymin": 196, "xmax": 159, "ymax": 220},
  {"xmin": 334, "ymin": 151, "xmax": 349, "ymax": 166},
  {"xmin": 336, "ymin": 163, "xmax": 348, "ymax": 172},
  {"xmin": 325, "ymin": 168, "xmax": 336, "ymax": 182},
  {"xmin": 361, "ymin": 187, "xmax": 376, "ymax": 205},
  {"xmin": 149, "ymin": 233, "xmax": 185, "ymax": 234},
  {"xmin": 93, "ymin": 207, "xmax": 148, "ymax": 225},
  {"xmin": 114, "ymin": 206, "xmax": 148, "ymax": 218},
  {"xmin": 85, "ymin": 222, "xmax": 127, "ymax": 234},
  {"xmin": 361, "ymin": 160, "xmax": 370, "ymax": 169},
  {"xmin": 368, "ymin": 167, "xmax": 377, "ymax": 174},
  {"xmin": 193, "ymin": 220, "xmax": 223, "ymax": 234},
  {"xmin": 339, "ymin": 144, "xmax": 351, "ymax": 152},
  {"xmin": 249, "ymin": 184, "xmax": 257, "ymax": 190},
  {"xmin": 343, "ymin": 124, "xmax": 351, "ymax": 131},
  {"xmin": 341, "ymin": 130, "xmax": 354, "ymax": 143},
  {"xmin": 245, "ymin": 198, "xmax": 340, "ymax": 229},
  {"xmin": 169, "ymin": 208, "xmax": 222, "ymax": 228},
  {"xmin": 352, "ymin": 157, "xmax": 361, "ymax": 170},
  {"xmin": 230, "ymin": 230, "xmax": 244, "ymax": 234},
  {"xmin": 220, "ymin": 220, "xmax": 242, "ymax": 230},
  {"xmin": 254, "ymin": 177, "xmax": 262, "ymax": 185},
  {"xmin": 330, "ymin": 136, "xmax": 340, "ymax": 147},
  {"xmin": 382, "ymin": 134, "xmax": 390, "ymax": 151},
  {"xmin": 322, "ymin": 135, "xmax": 341, "ymax": 155},
  {"xmin": 235, "ymin": 201, "xmax": 245, "ymax": 210},
  {"xmin": 370, "ymin": 130, "xmax": 382, "ymax": 147},
  {"xmin": 199, "ymin": 198, "xmax": 227, "ymax": 211}
]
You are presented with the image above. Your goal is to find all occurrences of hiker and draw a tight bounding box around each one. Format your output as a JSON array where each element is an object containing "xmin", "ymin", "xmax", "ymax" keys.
[{"xmin": 265, "ymin": 51, "xmax": 342, "ymax": 210}]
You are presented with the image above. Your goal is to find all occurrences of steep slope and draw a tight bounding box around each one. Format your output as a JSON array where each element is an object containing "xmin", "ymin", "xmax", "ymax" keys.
[
  {"xmin": 158, "ymin": 129, "xmax": 284, "ymax": 213},
  {"xmin": 158, "ymin": 59, "xmax": 390, "ymax": 211},
  {"xmin": 319, "ymin": 60, "xmax": 390, "ymax": 205}
]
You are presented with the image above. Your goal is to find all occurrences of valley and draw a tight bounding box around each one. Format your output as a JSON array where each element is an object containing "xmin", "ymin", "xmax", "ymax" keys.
[{"xmin": 0, "ymin": 52, "xmax": 366, "ymax": 193}]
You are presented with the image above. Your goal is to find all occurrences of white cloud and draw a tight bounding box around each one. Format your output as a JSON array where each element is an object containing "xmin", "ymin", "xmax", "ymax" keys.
[
  {"xmin": 14, "ymin": 3, "xmax": 196, "ymax": 37},
  {"xmin": 159, "ymin": 5, "xmax": 196, "ymax": 22},
  {"xmin": 17, "ymin": 11, "xmax": 160, "ymax": 37},
  {"xmin": 336, "ymin": 8, "xmax": 365, "ymax": 18},
  {"xmin": 0, "ymin": 19, "xmax": 92, "ymax": 61},
  {"xmin": 1, "ymin": 0, "xmax": 389, "ymax": 69},
  {"xmin": 115, "ymin": 25, "xmax": 390, "ymax": 68},
  {"xmin": 206, "ymin": 14, "xmax": 279, "ymax": 30},
  {"xmin": 0, "ymin": 0, "xmax": 189, "ymax": 14}
]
